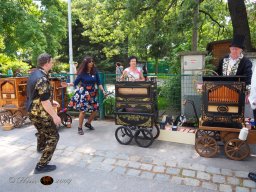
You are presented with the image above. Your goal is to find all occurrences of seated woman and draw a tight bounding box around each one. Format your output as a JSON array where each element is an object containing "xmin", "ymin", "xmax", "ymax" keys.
[{"xmin": 121, "ymin": 56, "xmax": 145, "ymax": 81}]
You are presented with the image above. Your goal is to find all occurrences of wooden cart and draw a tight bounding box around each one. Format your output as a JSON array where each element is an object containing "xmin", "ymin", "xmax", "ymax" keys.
[
  {"xmin": 0, "ymin": 76, "xmax": 71, "ymax": 129},
  {"xmin": 195, "ymin": 76, "xmax": 256, "ymax": 160},
  {"xmin": 114, "ymin": 78, "xmax": 160, "ymax": 147},
  {"xmin": 0, "ymin": 77, "xmax": 28, "ymax": 128}
]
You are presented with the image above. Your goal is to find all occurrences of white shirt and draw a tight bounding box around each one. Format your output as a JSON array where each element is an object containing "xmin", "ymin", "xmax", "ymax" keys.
[
  {"xmin": 249, "ymin": 66, "xmax": 256, "ymax": 109},
  {"xmin": 227, "ymin": 58, "xmax": 239, "ymax": 76}
]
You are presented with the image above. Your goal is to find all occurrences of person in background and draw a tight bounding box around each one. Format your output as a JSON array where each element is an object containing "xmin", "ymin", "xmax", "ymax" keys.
[
  {"xmin": 65, "ymin": 57, "xmax": 107, "ymax": 135},
  {"xmin": 115, "ymin": 62, "xmax": 123, "ymax": 81},
  {"xmin": 142, "ymin": 64, "xmax": 148, "ymax": 81},
  {"xmin": 248, "ymin": 66, "xmax": 256, "ymax": 182},
  {"xmin": 121, "ymin": 56, "xmax": 145, "ymax": 81},
  {"xmin": 26, "ymin": 53, "xmax": 61, "ymax": 174}
]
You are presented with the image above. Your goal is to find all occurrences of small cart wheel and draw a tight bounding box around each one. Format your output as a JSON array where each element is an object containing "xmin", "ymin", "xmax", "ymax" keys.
[
  {"xmin": 59, "ymin": 113, "xmax": 72, "ymax": 127},
  {"xmin": 148, "ymin": 124, "xmax": 160, "ymax": 139},
  {"xmin": 12, "ymin": 112, "xmax": 24, "ymax": 128},
  {"xmin": 115, "ymin": 126, "xmax": 133, "ymax": 145},
  {"xmin": 134, "ymin": 128, "xmax": 154, "ymax": 148},
  {"xmin": 0, "ymin": 110, "xmax": 12, "ymax": 125},
  {"xmin": 195, "ymin": 136, "xmax": 218, "ymax": 158},
  {"xmin": 224, "ymin": 139, "xmax": 250, "ymax": 160},
  {"xmin": 196, "ymin": 130, "xmax": 219, "ymax": 139}
]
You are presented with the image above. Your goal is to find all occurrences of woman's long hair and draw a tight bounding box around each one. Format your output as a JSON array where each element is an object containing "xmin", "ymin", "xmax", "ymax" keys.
[{"xmin": 77, "ymin": 57, "xmax": 96, "ymax": 75}]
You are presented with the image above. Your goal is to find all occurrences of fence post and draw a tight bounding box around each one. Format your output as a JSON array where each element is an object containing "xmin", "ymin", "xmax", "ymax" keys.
[{"xmin": 98, "ymin": 72, "xmax": 105, "ymax": 120}]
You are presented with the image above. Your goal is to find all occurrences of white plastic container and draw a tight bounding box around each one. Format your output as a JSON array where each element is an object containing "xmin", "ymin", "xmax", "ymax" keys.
[{"xmin": 239, "ymin": 127, "xmax": 249, "ymax": 141}]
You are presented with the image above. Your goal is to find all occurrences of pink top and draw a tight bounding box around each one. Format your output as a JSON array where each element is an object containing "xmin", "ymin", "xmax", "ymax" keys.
[{"xmin": 123, "ymin": 67, "xmax": 141, "ymax": 81}]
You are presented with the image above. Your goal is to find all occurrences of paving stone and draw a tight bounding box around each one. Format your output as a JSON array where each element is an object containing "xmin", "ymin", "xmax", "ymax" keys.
[
  {"xmin": 140, "ymin": 163, "xmax": 153, "ymax": 171},
  {"xmin": 90, "ymin": 156, "xmax": 104, "ymax": 162},
  {"xmin": 166, "ymin": 161, "xmax": 177, "ymax": 167},
  {"xmin": 219, "ymin": 184, "xmax": 233, "ymax": 192},
  {"xmin": 153, "ymin": 159, "xmax": 166, "ymax": 166},
  {"xmin": 179, "ymin": 162, "xmax": 192, "ymax": 169},
  {"xmin": 190, "ymin": 164, "xmax": 206, "ymax": 172},
  {"xmin": 94, "ymin": 150, "xmax": 106, "ymax": 156},
  {"xmin": 221, "ymin": 168, "xmax": 233, "ymax": 176},
  {"xmin": 56, "ymin": 144, "xmax": 66, "ymax": 150},
  {"xmin": 128, "ymin": 161, "xmax": 141, "ymax": 169},
  {"xmin": 202, "ymin": 182, "xmax": 218, "ymax": 191},
  {"xmin": 235, "ymin": 171, "xmax": 249, "ymax": 179},
  {"xmin": 154, "ymin": 174, "xmax": 170, "ymax": 181},
  {"xmin": 140, "ymin": 171, "xmax": 155, "ymax": 179},
  {"xmin": 212, "ymin": 174, "xmax": 226, "ymax": 184},
  {"xmin": 206, "ymin": 167, "xmax": 221, "ymax": 174},
  {"xmin": 115, "ymin": 159, "xmax": 129, "ymax": 167},
  {"xmin": 182, "ymin": 169, "xmax": 196, "ymax": 177},
  {"xmin": 243, "ymin": 179, "xmax": 256, "ymax": 188},
  {"xmin": 153, "ymin": 166, "xmax": 165, "ymax": 173},
  {"xmin": 235, "ymin": 186, "xmax": 250, "ymax": 192},
  {"xmin": 129, "ymin": 155, "xmax": 141, "ymax": 162},
  {"xmin": 126, "ymin": 169, "xmax": 141, "ymax": 177},
  {"xmin": 116, "ymin": 153, "xmax": 129, "ymax": 160},
  {"xmin": 104, "ymin": 151, "xmax": 117, "ymax": 158},
  {"xmin": 54, "ymin": 149, "xmax": 64, "ymax": 156},
  {"xmin": 252, "ymin": 189, "xmax": 256, "ymax": 192},
  {"xmin": 227, "ymin": 177, "xmax": 240, "ymax": 185},
  {"xmin": 87, "ymin": 162, "xmax": 102, "ymax": 170},
  {"xmin": 171, "ymin": 176, "xmax": 183, "ymax": 185},
  {"xmin": 62, "ymin": 151, "xmax": 73, "ymax": 157},
  {"xmin": 183, "ymin": 178, "xmax": 200, "ymax": 187},
  {"xmin": 196, "ymin": 171, "xmax": 211, "ymax": 181},
  {"xmin": 166, "ymin": 168, "xmax": 180, "ymax": 175},
  {"xmin": 65, "ymin": 146, "xmax": 76, "ymax": 152},
  {"xmin": 112, "ymin": 166, "xmax": 126, "ymax": 175},
  {"xmin": 102, "ymin": 158, "xmax": 116, "ymax": 165},
  {"xmin": 140, "ymin": 156, "xmax": 153, "ymax": 164},
  {"xmin": 99, "ymin": 164, "xmax": 114, "ymax": 172}
]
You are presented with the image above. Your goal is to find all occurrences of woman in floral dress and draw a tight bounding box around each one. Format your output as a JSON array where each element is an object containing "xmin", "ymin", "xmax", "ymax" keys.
[{"xmin": 67, "ymin": 57, "xmax": 106, "ymax": 135}]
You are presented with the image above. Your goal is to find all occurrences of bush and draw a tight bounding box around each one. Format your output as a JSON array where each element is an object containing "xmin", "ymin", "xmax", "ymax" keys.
[{"xmin": 0, "ymin": 54, "xmax": 31, "ymax": 75}]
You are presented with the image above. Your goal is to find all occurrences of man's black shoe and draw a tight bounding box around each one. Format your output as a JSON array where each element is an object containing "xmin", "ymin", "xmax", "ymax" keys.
[
  {"xmin": 248, "ymin": 172, "xmax": 256, "ymax": 182},
  {"xmin": 34, "ymin": 165, "xmax": 57, "ymax": 174}
]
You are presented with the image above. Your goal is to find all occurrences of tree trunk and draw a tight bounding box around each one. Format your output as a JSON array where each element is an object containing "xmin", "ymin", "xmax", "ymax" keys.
[
  {"xmin": 228, "ymin": 0, "xmax": 254, "ymax": 51},
  {"xmin": 192, "ymin": 0, "xmax": 199, "ymax": 51}
]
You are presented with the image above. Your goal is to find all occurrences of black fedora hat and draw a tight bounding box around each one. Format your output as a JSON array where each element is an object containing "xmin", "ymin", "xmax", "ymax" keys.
[{"xmin": 230, "ymin": 34, "xmax": 245, "ymax": 49}]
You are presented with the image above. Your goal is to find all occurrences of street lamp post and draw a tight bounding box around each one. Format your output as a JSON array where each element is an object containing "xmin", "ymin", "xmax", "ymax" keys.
[{"xmin": 68, "ymin": 0, "xmax": 74, "ymax": 84}]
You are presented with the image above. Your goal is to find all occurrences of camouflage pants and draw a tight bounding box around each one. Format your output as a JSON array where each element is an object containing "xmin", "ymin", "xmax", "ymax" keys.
[{"xmin": 29, "ymin": 113, "xmax": 59, "ymax": 167}]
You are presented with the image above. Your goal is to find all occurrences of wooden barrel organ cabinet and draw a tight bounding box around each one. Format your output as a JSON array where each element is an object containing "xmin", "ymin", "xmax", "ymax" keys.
[
  {"xmin": 195, "ymin": 76, "xmax": 256, "ymax": 160},
  {"xmin": 114, "ymin": 78, "xmax": 160, "ymax": 148},
  {"xmin": 0, "ymin": 77, "xmax": 70, "ymax": 129},
  {"xmin": 0, "ymin": 77, "xmax": 28, "ymax": 128}
]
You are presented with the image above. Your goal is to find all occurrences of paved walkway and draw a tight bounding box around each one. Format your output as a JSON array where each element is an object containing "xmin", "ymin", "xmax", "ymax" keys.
[{"xmin": 0, "ymin": 118, "xmax": 256, "ymax": 192}]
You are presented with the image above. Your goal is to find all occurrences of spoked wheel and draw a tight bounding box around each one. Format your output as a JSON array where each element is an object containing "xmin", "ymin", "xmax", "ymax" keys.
[
  {"xmin": 0, "ymin": 110, "xmax": 12, "ymax": 125},
  {"xmin": 224, "ymin": 139, "xmax": 250, "ymax": 160},
  {"xmin": 59, "ymin": 112, "xmax": 72, "ymax": 127},
  {"xmin": 134, "ymin": 128, "xmax": 154, "ymax": 148},
  {"xmin": 12, "ymin": 111, "xmax": 24, "ymax": 128},
  {"xmin": 196, "ymin": 130, "xmax": 220, "ymax": 140},
  {"xmin": 195, "ymin": 136, "xmax": 218, "ymax": 158},
  {"xmin": 115, "ymin": 126, "xmax": 133, "ymax": 145},
  {"xmin": 148, "ymin": 124, "xmax": 160, "ymax": 139}
]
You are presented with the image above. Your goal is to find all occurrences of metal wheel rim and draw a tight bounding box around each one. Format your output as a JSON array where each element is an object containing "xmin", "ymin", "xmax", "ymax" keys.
[
  {"xmin": 134, "ymin": 128, "xmax": 154, "ymax": 148},
  {"xmin": 115, "ymin": 126, "xmax": 133, "ymax": 145}
]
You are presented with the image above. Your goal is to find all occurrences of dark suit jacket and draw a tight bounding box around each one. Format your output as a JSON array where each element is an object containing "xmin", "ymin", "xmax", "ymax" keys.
[{"xmin": 217, "ymin": 55, "xmax": 252, "ymax": 85}]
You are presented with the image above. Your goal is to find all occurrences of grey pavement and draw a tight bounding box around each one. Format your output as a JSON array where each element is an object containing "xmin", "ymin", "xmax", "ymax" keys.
[{"xmin": 0, "ymin": 118, "xmax": 256, "ymax": 192}]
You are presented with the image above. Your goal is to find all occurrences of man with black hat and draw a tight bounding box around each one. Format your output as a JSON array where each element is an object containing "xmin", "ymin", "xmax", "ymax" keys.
[
  {"xmin": 217, "ymin": 34, "xmax": 252, "ymax": 89},
  {"xmin": 217, "ymin": 36, "xmax": 255, "ymax": 181}
]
